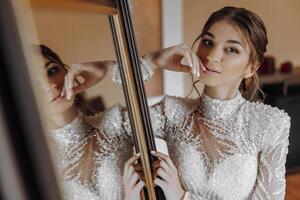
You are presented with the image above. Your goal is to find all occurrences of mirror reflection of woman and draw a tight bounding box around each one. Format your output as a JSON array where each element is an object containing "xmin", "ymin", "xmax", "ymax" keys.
[{"xmin": 39, "ymin": 45, "xmax": 153, "ymax": 199}]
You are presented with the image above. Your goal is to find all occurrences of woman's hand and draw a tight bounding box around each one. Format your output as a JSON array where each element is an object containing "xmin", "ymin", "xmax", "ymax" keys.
[
  {"xmin": 63, "ymin": 61, "xmax": 116, "ymax": 99},
  {"xmin": 143, "ymin": 43, "xmax": 206, "ymax": 77},
  {"xmin": 123, "ymin": 153, "xmax": 145, "ymax": 200},
  {"xmin": 151, "ymin": 151, "xmax": 185, "ymax": 200}
]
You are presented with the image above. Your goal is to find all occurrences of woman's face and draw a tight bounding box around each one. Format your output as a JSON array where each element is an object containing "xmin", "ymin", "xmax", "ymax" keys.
[
  {"xmin": 40, "ymin": 57, "xmax": 74, "ymax": 114},
  {"xmin": 197, "ymin": 20, "xmax": 255, "ymax": 88}
]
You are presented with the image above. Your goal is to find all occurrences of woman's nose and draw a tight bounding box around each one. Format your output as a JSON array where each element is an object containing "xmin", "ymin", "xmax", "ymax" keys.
[
  {"xmin": 44, "ymin": 80, "xmax": 60, "ymax": 94},
  {"xmin": 206, "ymin": 47, "xmax": 223, "ymax": 64}
]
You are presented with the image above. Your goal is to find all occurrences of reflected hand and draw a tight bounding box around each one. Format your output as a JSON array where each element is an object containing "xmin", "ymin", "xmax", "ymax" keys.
[
  {"xmin": 123, "ymin": 153, "xmax": 145, "ymax": 200},
  {"xmin": 62, "ymin": 61, "xmax": 116, "ymax": 99},
  {"xmin": 151, "ymin": 151, "xmax": 185, "ymax": 200}
]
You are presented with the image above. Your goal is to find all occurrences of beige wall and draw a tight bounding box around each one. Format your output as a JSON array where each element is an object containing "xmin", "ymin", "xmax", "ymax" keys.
[
  {"xmin": 183, "ymin": 0, "xmax": 300, "ymax": 68},
  {"xmin": 131, "ymin": 0, "xmax": 163, "ymax": 96}
]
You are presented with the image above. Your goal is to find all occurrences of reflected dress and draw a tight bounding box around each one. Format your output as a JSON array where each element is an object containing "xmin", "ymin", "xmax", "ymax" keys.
[{"xmin": 48, "ymin": 64, "xmax": 291, "ymax": 200}]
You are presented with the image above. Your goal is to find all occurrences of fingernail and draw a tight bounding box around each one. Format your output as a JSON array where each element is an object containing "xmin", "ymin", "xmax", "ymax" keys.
[
  {"xmin": 151, "ymin": 150, "xmax": 156, "ymax": 154},
  {"xmin": 136, "ymin": 153, "xmax": 140, "ymax": 156},
  {"xmin": 188, "ymin": 60, "xmax": 193, "ymax": 68},
  {"xmin": 193, "ymin": 67, "xmax": 197, "ymax": 75}
]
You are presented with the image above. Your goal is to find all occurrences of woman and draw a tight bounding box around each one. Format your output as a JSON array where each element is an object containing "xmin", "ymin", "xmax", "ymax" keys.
[
  {"xmin": 39, "ymin": 44, "xmax": 153, "ymax": 199},
  {"xmin": 118, "ymin": 6, "xmax": 290, "ymax": 200},
  {"xmin": 43, "ymin": 6, "xmax": 291, "ymax": 200}
]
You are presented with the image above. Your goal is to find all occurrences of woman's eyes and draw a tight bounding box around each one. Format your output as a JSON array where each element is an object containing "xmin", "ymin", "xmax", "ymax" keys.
[
  {"xmin": 47, "ymin": 66, "xmax": 60, "ymax": 76},
  {"xmin": 225, "ymin": 47, "xmax": 239, "ymax": 54},
  {"xmin": 201, "ymin": 39, "xmax": 213, "ymax": 47},
  {"xmin": 200, "ymin": 39, "xmax": 240, "ymax": 55}
]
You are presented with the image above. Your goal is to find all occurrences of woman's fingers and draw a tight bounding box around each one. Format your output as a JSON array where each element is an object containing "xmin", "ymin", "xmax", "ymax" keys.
[
  {"xmin": 64, "ymin": 72, "xmax": 74, "ymax": 99},
  {"xmin": 128, "ymin": 172, "xmax": 140, "ymax": 188},
  {"xmin": 63, "ymin": 64, "xmax": 89, "ymax": 99},
  {"xmin": 190, "ymin": 52, "xmax": 200, "ymax": 77},
  {"xmin": 151, "ymin": 151, "xmax": 177, "ymax": 172},
  {"xmin": 154, "ymin": 178, "xmax": 166, "ymax": 190},
  {"xmin": 151, "ymin": 160, "xmax": 160, "ymax": 169},
  {"xmin": 72, "ymin": 82, "xmax": 88, "ymax": 94},
  {"xmin": 134, "ymin": 180, "xmax": 145, "ymax": 193},
  {"xmin": 127, "ymin": 165, "xmax": 135, "ymax": 179},
  {"xmin": 180, "ymin": 52, "xmax": 193, "ymax": 68},
  {"xmin": 133, "ymin": 163, "xmax": 143, "ymax": 171},
  {"xmin": 60, "ymin": 87, "xmax": 66, "ymax": 97},
  {"xmin": 177, "ymin": 44, "xmax": 204, "ymax": 77},
  {"xmin": 159, "ymin": 160, "xmax": 172, "ymax": 174},
  {"xmin": 156, "ymin": 167, "xmax": 169, "ymax": 181},
  {"xmin": 123, "ymin": 153, "xmax": 141, "ymax": 180}
]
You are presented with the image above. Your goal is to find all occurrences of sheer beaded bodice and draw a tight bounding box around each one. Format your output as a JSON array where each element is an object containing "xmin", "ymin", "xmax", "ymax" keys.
[
  {"xmin": 148, "ymin": 92, "xmax": 290, "ymax": 200},
  {"xmin": 48, "ymin": 109, "xmax": 133, "ymax": 200},
  {"xmin": 48, "ymin": 91, "xmax": 290, "ymax": 200}
]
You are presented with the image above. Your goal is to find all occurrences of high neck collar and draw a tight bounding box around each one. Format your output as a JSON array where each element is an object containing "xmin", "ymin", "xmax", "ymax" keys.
[
  {"xmin": 200, "ymin": 91, "xmax": 244, "ymax": 119},
  {"xmin": 49, "ymin": 112, "xmax": 85, "ymax": 147}
]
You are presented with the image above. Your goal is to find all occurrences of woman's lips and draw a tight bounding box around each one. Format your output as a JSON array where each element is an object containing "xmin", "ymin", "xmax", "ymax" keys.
[
  {"xmin": 203, "ymin": 66, "xmax": 221, "ymax": 73},
  {"xmin": 51, "ymin": 95, "xmax": 63, "ymax": 102}
]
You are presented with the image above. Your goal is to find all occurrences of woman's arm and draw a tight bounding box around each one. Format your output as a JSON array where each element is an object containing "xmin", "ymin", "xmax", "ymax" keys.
[
  {"xmin": 63, "ymin": 43, "xmax": 204, "ymax": 99},
  {"xmin": 62, "ymin": 60, "xmax": 115, "ymax": 99},
  {"xmin": 248, "ymin": 113, "xmax": 291, "ymax": 200},
  {"xmin": 112, "ymin": 43, "xmax": 205, "ymax": 85}
]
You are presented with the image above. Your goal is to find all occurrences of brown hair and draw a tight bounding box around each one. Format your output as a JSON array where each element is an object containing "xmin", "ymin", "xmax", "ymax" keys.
[
  {"xmin": 193, "ymin": 6, "xmax": 268, "ymax": 101},
  {"xmin": 40, "ymin": 44, "xmax": 93, "ymax": 114}
]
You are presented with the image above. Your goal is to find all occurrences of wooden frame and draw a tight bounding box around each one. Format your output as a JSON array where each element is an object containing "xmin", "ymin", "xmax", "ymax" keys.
[{"xmin": 109, "ymin": 1, "xmax": 159, "ymax": 198}]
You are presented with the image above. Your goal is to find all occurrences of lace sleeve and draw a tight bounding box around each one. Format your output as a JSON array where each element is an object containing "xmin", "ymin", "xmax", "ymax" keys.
[
  {"xmin": 182, "ymin": 191, "xmax": 210, "ymax": 200},
  {"xmin": 249, "ymin": 113, "xmax": 291, "ymax": 200},
  {"xmin": 111, "ymin": 57, "xmax": 154, "ymax": 85}
]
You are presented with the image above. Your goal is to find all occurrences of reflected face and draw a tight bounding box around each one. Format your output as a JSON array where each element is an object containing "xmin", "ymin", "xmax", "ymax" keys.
[
  {"xmin": 40, "ymin": 57, "xmax": 74, "ymax": 114},
  {"xmin": 197, "ymin": 20, "xmax": 253, "ymax": 88}
]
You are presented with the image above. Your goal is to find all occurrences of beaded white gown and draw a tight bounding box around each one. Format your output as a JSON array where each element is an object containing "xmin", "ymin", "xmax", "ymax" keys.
[{"xmin": 48, "ymin": 64, "xmax": 291, "ymax": 200}]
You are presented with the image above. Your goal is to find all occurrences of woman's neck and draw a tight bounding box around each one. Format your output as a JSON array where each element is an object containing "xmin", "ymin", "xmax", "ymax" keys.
[
  {"xmin": 203, "ymin": 84, "xmax": 240, "ymax": 100},
  {"xmin": 51, "ymin": 106, "xmax": 78, "ymax": 129}
]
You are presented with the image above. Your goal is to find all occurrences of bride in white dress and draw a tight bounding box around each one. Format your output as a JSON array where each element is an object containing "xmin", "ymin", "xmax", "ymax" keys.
[
  {"xmin": 42, "ymin": 6, "xmax": 290, "ymax": 200},
  {"xmin": 122, "ymin": 7, "xmax": 290, "ymax": 200}
]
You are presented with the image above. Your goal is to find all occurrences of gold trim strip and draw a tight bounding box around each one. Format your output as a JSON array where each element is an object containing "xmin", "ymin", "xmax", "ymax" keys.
[{"xmin": 112, "ymin": 14, "xmax": 157, "ymax": 200}]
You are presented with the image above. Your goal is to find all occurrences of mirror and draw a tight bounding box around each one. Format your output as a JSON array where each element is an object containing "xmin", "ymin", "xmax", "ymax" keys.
[
  {"xmin": 29, "ymin": 2, "xmax": 137, "ymax": 199},
  {"xmin": 3, "ymin": 0, "xmax": 299, "ymax": 199},
  {"xmin": 28, "ymin": 0, "xmax": 164, "ymax": 199}
]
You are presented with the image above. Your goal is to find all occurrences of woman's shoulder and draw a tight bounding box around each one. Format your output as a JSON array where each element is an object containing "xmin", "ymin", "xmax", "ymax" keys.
[
  {"xmin": 242, "ymin": 100, "xmax": 291, "ymax": 146},
  {"xmin": 85, "ymin": 104, "xmax": 125, "ymax": 133},
  {"xmin": 154, "ymin": 95, "xmax": 200, "ymax": 124},
  {"xmin": 242, "ymin": 100, "xmax": 290, "ymax": 124}
]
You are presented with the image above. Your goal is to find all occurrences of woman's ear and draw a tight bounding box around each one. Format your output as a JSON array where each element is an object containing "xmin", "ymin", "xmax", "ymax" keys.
[{"xmin": 243, "ymin": 63, "xmax": 260, "ymax": 79}]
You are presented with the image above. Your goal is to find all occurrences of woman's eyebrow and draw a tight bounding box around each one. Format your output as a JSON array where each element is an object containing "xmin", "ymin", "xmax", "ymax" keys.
[
  {"xmin": 44, "ymin": 61, "xmax": 61, "ymax": 68},
  {"xmin": 204, "ymin": 32, "xmax": 244, "ymax": 48},
  {"xmin": 227, "ymin": 40, "xmax": 244, "ymax": 48},
  {"xmin": 44, "ymin": 61, "xmax": 52, "ymax": 68},
  {"xmin": 203, "ymin": 32, "xmax": 214, "ymax": 38}
]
